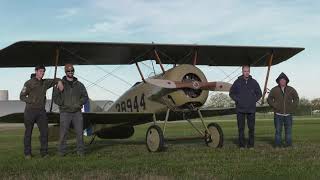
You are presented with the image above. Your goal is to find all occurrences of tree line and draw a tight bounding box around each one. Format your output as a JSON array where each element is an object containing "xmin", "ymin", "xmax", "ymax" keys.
[{"xmin": 205, "ymin": 93, "xmax": 320, "ymax": 116}]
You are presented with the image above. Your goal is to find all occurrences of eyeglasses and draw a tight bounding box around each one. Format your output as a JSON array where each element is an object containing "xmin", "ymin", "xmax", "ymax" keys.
[{"xmin": 66, "ymin": 70, "xmax": 74, "ymax": 73}]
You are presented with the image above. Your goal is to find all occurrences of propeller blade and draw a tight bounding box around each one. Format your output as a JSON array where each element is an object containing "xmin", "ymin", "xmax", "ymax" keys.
[
  {"xmin": 145, "ymin": 79, "xmax": 178, "ymax": 88},
  {"xmin": 146, "ymin": 79, "xmax": 232, "ymax": 92},
  {"xmin": 199, "ymin": 82, "xmax": 232, "ymax": 91}
]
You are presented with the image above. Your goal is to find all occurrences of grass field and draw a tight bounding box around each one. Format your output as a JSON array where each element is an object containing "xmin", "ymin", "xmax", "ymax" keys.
[{"xmin": 0, "ymin": 115, "xmax": 320, "ymax": 179}]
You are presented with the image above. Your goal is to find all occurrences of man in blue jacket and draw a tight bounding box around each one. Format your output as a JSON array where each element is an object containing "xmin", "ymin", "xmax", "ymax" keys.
[{"xmin": 229, "ymin": 65, "xmax": 262, "ymax": 149}]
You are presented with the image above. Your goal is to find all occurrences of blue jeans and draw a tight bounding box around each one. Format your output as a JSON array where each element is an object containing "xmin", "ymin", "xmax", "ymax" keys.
[{"xmin": 274, "ymin": 114, "xmax": 293, "ymax": 146}]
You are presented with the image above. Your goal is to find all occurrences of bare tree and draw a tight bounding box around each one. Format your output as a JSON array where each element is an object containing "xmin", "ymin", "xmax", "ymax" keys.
[
  {"xmin": 311, "ymin": 98, "xmax": 320, "ymax": 110},
  {"xmin": 205, "ymin": 93, "xmax": 235, "ymax": 108},
  {"xmin": 300, "ymin": 97, "xmax": 311, "ymax": 106},
  {"xmin": 296, "ymin": 97, "xmax": 312, "ymax": 115}
]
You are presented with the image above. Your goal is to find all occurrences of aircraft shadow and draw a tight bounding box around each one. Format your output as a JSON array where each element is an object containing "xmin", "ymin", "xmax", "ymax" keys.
[
  {"xmin": 85, "ymin": 137, "xmax": 207, "ymax": 153},
  {"xmin": 84, "ymin": 135, "xmax": 275, "ymax": 154}
]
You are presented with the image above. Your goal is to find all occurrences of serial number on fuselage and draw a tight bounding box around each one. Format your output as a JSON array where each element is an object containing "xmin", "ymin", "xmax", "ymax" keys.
[{"xmin": 115, "ymin": 94, "xmax": 146, "ymax": 112}]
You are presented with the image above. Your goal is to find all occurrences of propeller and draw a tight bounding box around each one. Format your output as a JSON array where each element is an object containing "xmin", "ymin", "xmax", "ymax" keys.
[{"xmin": 145, "ymin": 79, "xmax": 232, "ymax": 92}]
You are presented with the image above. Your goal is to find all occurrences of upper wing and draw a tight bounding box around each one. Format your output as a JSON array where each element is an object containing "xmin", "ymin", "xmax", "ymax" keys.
[
  {"xmin": 0, "ymin": 41, "xmax": 304, "ymax": 67},
  {"xmin": 0, "ymin": 112, "xmax": 154, "ymax": 128}
]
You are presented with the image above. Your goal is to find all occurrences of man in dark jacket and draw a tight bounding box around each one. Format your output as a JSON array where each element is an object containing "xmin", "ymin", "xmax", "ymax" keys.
[
  {"xmin": 20, "ymin": 65, "xmax": 63, "ymax": 159},
  {"xmin": 229, "ymin": 65, "xmax": 262, "ymax": 148},
  {"xmin": 53, "ymin": 64, "xmax": 88, "ymax": 156},
  {"xmin": 267, "ymin": 73, "xmax": 299, "ymax": 148}
]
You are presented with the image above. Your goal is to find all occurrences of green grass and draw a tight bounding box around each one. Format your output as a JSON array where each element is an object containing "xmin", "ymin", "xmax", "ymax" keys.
[{"xmin": 0, "ymin": 116, "xmax": 320, "ymax": 180}]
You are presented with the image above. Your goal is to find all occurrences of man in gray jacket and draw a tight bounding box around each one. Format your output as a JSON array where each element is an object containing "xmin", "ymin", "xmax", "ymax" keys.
[{"xmin": 53, "ymin": 64, "xmax": 88, "ymax": 156}]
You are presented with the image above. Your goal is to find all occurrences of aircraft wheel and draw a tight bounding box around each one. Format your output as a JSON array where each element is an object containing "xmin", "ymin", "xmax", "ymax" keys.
[
  {"xmin": 146, "ymin": 125, "xmax": 165, "ymax": 152},
  {"xmin": 205, "ymin": 123, "xmax": 223, "ymax": 148}
]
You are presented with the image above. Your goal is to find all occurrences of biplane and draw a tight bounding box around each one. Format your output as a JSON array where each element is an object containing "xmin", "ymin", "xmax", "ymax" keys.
[{"xmin": 0, "ymin": 41, "xmax": 304, "ymax": 152}]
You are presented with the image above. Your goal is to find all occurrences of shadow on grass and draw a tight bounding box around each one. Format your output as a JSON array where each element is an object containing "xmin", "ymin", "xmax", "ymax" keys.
[
  {"xmin": 256, "ymin": 136, "xmax": 274, "ymax": 146},
  {"xmin": 86, "ymin": 135, "xmax": 275, "ymax": 152},
  {"xmin": 224, "ymin": 135, "xmax": 274, "ymax": 147},
  {"xmin": 224, "ymin": 137, "xmax": 238, "ymax": 146},
  {"xmin": 85, "ymin": 137, "xmax": 210, "ymax": 153},
  {"xmin": 85, "ymin": 135, "xmax": 276, "ymax": 154}
]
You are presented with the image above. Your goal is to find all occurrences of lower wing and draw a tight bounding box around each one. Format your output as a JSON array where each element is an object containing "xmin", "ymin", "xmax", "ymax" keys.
[
  {"xmin": 0, "ymin": 105, "xmax": 270, "ymax": 125},
  {"xmin": 155, "ymin": 105, "xmax": 271, "ymax": 121},
  {"xmin": 0, "ymin": 112, "xmax": 154, "ymax": 128}
]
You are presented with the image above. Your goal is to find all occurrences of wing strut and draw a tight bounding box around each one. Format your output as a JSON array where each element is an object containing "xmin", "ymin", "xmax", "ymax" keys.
[
  {"xmin": 50, "ymin": 47, "xmax": 60, "ymax": 112},
  {"xmin": 261, "ymin": 53, "xmax": 274, "ymax": 104},
  {"xmin": 153, "ymin": 49, "xmax": 165, "ymax": 73},
  {"xmin": 135, "ymin": 62, "xmax": 145, "ymax": 82},
  {"xmin": 192, "ymin": 48, "xmax": 198, "ymax": 65}
]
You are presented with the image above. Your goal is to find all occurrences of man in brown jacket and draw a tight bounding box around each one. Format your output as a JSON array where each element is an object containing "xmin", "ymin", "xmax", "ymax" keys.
[{"xmin": 267, "ymin": 73, "xmax": 299, "ymax": 147}]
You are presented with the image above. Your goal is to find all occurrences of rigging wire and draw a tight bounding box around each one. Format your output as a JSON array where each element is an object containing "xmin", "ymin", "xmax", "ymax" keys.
[
  {"xmin": 49, "ymin": 66, "xmax": 121, "ymax": 112},
  {"xmin": 60, "ymin": 47, "xmax": 133, "ymax": 88},
  {"xmin": 57, "ymin": 66, "xmax": 121, "ymax": 97},
  {"xmin": 76, "ymin": 73, "xmax": 121, "ymax": 97},
  {"xmin": 58, "ymin": 46, "xmax": 154, "ymax": 93},
  {"xmin": 207, "ymin": 52, "xmax": 272, "ymax": 106},
  {"xmin": 223, "ymin": 52, "xmax": 271, "ymax": 83}
]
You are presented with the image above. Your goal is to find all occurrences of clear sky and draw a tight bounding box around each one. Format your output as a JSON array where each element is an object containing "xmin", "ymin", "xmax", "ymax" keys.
[{"xmin": 0, "ymin": 0, "xmax": 319, "ymax": 101}]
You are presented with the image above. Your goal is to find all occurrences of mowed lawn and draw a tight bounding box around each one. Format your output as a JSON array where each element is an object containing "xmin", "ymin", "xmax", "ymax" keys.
[{"xmin": 0, "ymin": 115, "xmax": 320, "ymax": 180}]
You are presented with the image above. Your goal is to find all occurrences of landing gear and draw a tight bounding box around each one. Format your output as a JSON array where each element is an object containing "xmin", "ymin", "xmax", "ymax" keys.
[
  {"xmin": 204, "ymin": 123, "xmax": 223, "ymax": 148},
  {"xmin": 146, "ymin": 125, "xmax": 165, "ymax": 152},
  {"xmin": 145, "ymin": 109, "xmax": 224, "ymax": 152},
  {"xmin": 89, "ymin": 134, "xmax": 97, "ymax": 145}
]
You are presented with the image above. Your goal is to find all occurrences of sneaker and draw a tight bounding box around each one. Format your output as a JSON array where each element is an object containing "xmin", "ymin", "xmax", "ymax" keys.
[{"xmin": 25, "ymin": 155, "xmax": 32, "ymax": 159}]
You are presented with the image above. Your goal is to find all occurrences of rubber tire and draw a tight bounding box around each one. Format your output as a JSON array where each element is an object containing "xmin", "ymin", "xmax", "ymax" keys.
[
  {"xmin": 146, "ymin": 125, "xmax": 165, "ymax": 152},
  {"xmin": 205, "ymin": 123, "xmax": 224, "ymax": 148}
]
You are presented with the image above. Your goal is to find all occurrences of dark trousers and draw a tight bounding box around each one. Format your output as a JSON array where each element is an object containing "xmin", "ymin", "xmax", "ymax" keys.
[
  {"xmin": 237, "ymin": 112, "xmax": 255, "ymax": 148},
  {"xmin": 274, "ymin": 114, "xmax": 293, "ymax": 146},
  {"xmin": 58, "ymin": 111, "xmax": 84, "ymax": 154},
  {"xmin": 24, "ymin": 108, "xmax": 48, "ymax": 156}
]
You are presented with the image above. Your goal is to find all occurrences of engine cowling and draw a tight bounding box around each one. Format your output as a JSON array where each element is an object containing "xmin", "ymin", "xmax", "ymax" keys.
[{"xmin": 161, "ymin": 64, "xmax": 209, "ymax": 109}]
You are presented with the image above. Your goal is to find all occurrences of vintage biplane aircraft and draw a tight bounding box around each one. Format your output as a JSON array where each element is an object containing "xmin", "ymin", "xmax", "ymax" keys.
[{"xmin": 0, "ymin": 41, "xmax": 304, "ymax": 152}]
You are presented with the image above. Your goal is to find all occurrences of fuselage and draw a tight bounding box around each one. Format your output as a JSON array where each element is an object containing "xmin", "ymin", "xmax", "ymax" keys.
[
  {"xmin": 90, "ymin": 64, "xmax": 210, "ymax": 138},
  {"xmin": 108, "ymin": 64, "xmax": 209, "ymax": 113}
]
